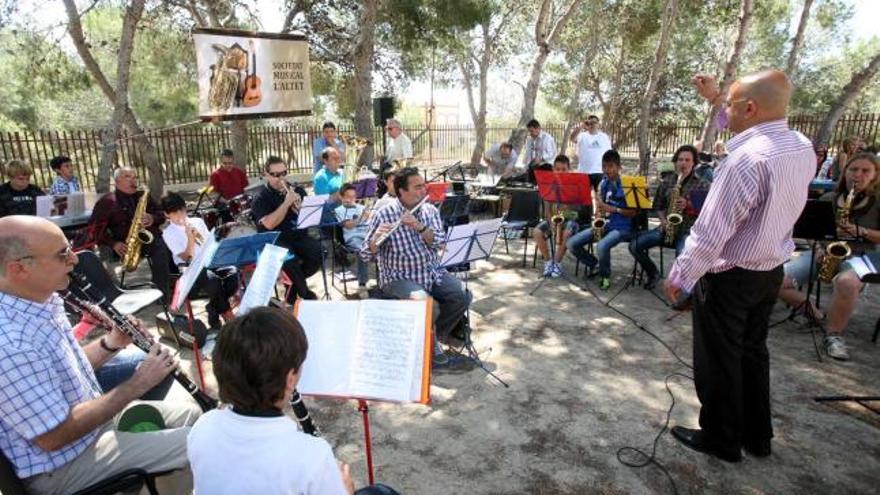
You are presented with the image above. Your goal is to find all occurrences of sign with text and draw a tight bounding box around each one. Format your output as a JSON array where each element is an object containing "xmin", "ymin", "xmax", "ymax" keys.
[{"xmin": 193, "ymin": 28, "xmax": 313, "ymax": 121}]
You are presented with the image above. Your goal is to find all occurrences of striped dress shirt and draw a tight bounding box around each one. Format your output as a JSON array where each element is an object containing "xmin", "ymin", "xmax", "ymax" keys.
[
  {"xmin": 360, "ymin": 197, "xmax": 446, "ymax": 290},
  {"xmin": 668, "ymin": 119, "xmax": 815, "ymax": 292}
]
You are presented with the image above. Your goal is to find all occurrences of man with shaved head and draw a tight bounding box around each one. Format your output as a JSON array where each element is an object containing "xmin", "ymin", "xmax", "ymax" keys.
[
  {"xmin": 663, "ymin": 70, "xmax": 814, "ymax": 462},
  {"xmin": 0, "ymin": 216, "xmax": 199, "ymax": 493}
]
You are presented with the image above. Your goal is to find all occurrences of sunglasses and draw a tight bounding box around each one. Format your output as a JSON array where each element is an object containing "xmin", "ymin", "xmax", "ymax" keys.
[{"xmin": 267, "ymin": 170, "xmax": 288, "ymax": 178}]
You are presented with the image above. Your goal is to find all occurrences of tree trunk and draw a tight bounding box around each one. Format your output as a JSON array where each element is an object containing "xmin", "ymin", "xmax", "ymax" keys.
[
  {"xmin": 637, "ymin": 0, "xmax": 678, "ymax": 174},
  {"xmin": 230, "ymin": 120, "xmax": 249, "ymax": 172},
  {"xmin": 98, "ymin": 126, "xmax": 120, "ymax": 194},
  {"xmin": 604, "ymin": 39, "xmax": 627, "ymax": 133},
  {"xmin": 507, "ymin": 0, "xmax": 583, "ymax": 153},
  {"xmin": 354, "ymin": 0, "xmax": 379, "ymax": 168},
  {"xmin": 63, "ymin": 0, "xmax": 163, "ymax": 196},
  {"xmin": 785, "ymin": 0, "xmax": 813, "ymax": 77},
  {"xmin": 815, "ymin": 50, "xmax": 880, "ymax": 147},
  {"xmin": 699, "ymin": 0, "xmax": 753, "ymax": 147}
]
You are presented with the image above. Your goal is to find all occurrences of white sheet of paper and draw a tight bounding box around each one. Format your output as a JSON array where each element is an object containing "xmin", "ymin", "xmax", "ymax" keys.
[
  {"xmin": 296, "ymin": 300, "xmax": 360, "ymax": 397},
  {"xmin": 440, "ymin": 223, "xmax": 477, "ymax": 267},
  {"xmin": 237, "ymin": 244, "xmax": 288, "ymax": 316},
  {"xmin": 171, "ymin": 229, "xmax": 219, "ymax": 310},
  {"xmin": 847, "ymin": 254, "xmax": 878, "ymax": 280},
  {"xmin": 296, "ymin": 194, "xmax": 329, "ymax": 229},
  {"xmin": 473, "ymin": 217, "xmax": 503, "ymax": 258},
  {"xmin": 36, "ymin": 196, "xmax": 53, "ymax": 217},
  {"xmin": 67, "ymin": 193, "xmax": 86, "ymax": 216}
]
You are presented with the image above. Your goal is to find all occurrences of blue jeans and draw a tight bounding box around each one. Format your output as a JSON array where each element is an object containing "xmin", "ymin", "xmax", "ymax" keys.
[
  {"xmin": 566, "ymin": 228, "xmax": 633, "ymax": 278},
  {"xmin": 628, "ymin": 228, "xmax": 687, "ymax": 278},
  {"xmin": 95, "ymin": 348, "xmax": 173, "ymax": 401},
  {"xmin": 381, "ymin": 272, "xmax": 472, "ymax": 341},
  {"xmin": 345, "ymin": 238, "xmax": 369, "ymax": 285}
]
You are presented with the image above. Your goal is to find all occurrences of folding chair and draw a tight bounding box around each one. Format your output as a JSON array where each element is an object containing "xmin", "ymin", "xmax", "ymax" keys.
[
  {"xmin": 0, "ymin": 448, "xmax": 168, "ymax": 495},
  {"xmin": 500, "ymin": 190, "xmax": 541, "ymax": 267}
]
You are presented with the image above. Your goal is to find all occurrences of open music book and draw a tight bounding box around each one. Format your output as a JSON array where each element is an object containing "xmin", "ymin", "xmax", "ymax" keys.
[
  {"xmin": 293, "ymin": 299, "xmax": 433, "ymax": 404},
  {"xmin": 847, "ymin": 253, "xmax": 878, "ymax": 282}
]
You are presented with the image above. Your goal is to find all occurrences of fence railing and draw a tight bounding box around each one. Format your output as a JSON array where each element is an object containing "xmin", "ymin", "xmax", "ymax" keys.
[{"xmin": 1, "ymin": 113, "xmax": 877, "ymax": 190}]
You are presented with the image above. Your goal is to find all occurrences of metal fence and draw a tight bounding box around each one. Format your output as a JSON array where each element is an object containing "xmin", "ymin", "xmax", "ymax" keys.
[{"xmin": 2, "ymin": 112, "xmax": 878, "ymax": 190}]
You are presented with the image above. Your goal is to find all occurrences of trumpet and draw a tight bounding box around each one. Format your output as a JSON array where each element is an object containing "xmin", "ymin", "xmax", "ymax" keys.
[
  {"xmin": 373, "ymin": 195, "xmax": 429, "ymax": 247},
  {"xmin": 188, "ymin": 222, "xmax": 204, "ymax": 246},
  {"xmin": 284, "ymin": 181, "xmax": 302, "ymax": 210}
]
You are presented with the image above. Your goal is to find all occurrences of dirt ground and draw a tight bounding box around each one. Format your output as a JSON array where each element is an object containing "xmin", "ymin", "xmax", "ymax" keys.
[{"xmin": 127, "ymin": 228, "xmax": 880, "ymax": 495}]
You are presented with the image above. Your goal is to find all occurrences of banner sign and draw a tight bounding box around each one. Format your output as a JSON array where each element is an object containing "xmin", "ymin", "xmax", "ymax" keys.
[{"xmin": 193, "ymin": 28, "xmax": 313, "ymax": 121}]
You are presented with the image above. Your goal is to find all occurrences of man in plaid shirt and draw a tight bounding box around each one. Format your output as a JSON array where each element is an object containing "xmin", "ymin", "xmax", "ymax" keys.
[
  {"xmin": 361, "ymin": 168, "xmax": 472, "ymax": 370},
  {"xmin": 0, "ymin": 216, "xmax": 200, "ymax": 494}
]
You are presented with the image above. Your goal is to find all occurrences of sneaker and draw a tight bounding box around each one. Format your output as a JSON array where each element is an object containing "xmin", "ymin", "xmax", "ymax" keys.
[
  {"xmin": 542, "ymin": 261, "xmax": 554, "ymax": 277},
  {"xmin": 550, "ymin": 262, "xmax": 562, "ymax": 278},
  {"xmin": 584, "ymin": 266, "xmax": 599, "ymax": 279},
  {"xmin": 599, "ymin": 277, "xmax": 611, "ymax": 290},
  {"xmin": 824, "ymin": 335, "xmax": 850, "ymax": 361}
]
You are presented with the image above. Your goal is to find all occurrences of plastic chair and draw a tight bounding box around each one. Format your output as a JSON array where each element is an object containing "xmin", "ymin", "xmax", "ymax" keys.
[
  {"xmin": 0, "ymin": 449, "xmax": 166, "ymax": 495},
  {"xmin": 500, "ymin": 190, "xmax": 541, "ymax": 267}
]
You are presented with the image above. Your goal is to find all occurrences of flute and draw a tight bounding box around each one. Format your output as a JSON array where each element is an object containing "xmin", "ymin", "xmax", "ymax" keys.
[
  {"xmin": 372, "ymin": 194, "xmax": 429, "ymax": 247},
  {"xmin": 63, "ymin": 272, "xmax": 218, "ymax": 412}
]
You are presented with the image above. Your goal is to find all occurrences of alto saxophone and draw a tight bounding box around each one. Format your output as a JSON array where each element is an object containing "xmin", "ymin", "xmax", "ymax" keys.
[
  {"xmin": 818, "ymin": 186, "xmax": 856, "ymax": 283},
  {"xmin": 121, "ymin": 190, "xmax": 154, "ymax": 272},
  {"xmin": 592, "ymin": 206, "xmax": 606, "ymax": 241},
  {"xmin": 664, "ymin": 174, "xmax": 686, "ymax": 246}
]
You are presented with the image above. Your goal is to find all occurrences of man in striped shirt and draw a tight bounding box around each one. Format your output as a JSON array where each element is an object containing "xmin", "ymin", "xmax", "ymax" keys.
[
  {"xmin": 361, "ymin": 168, "xmax": 472, "ymax": 370},
  {"xmin": 663, "ymin": 70, "xmax": 815, "ymax": 462}
]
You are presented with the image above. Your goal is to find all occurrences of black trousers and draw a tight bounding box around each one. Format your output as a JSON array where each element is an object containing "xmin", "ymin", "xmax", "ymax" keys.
[
  {"xmin": 278, "ymin": 232, "xmax": 323, "ymax": 303},
  {"xmin": 692, "ymin": 265, "xmax": 783, "ymax": 452},
  {"xmin": 193, "ymin": 267, "xmax": 239, "ymax": 314},
  {"xmin": 143, "ymin": 237, "xmax": 173, "ymax": 297}
]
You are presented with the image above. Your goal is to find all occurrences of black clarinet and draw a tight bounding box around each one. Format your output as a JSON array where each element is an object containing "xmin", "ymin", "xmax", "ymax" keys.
[
  {"xmin": 289, "ymin": 390, "xmax": 319, "ymax": 436},
  {"xmin": 63, "ymin": 273, "xmax": 218, "ymax": 412}
]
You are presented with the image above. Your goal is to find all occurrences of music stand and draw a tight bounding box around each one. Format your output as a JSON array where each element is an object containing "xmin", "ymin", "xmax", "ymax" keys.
[
  {"xmin": 605, "ymin": 176, "xmax": 659, "ymax": 305},
  {"xmin": 438, "ymin": 218, "xmax": 509, "ymax": 387},
  {"xmin": 770, "ymin": 199, "xmax": 837, "ymax": 361},
  {"xmin": 291, "ymin": 195, "xmax": 332, "ymax": 299},
  {"xmin": 529, "ymin": 170, "xmax": 592, "ymax": 295},
  {"xmin": 353, "ymin": 177, "xmax": 378, "ymax": 199}
]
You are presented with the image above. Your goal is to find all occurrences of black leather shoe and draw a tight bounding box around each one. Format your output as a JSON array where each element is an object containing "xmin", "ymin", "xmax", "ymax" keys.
[
  {"xmin": 743, "ymin": 441, "xmax": 771, "ymax": 458},
  {"xmin": 643, "ymin": 273, "xmax": 659, "ymax": 290},
  {"xmin": 671, "ymin": 426, "xmax": 742, "ymax": 463}
]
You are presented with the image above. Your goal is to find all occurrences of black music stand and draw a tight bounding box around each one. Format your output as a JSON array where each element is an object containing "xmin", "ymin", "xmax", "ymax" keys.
[
  {"xmin": 770, "ymin": 199, "xmax": 837, "ymax": 361},
  {"xmin": 438, "ymin": 218, "xmax": 509, "ymax": 387},
  {"xmin": 528, "ymin": 170, "xmax": 592, "ymax": 295},
  {"xmin": 289, "ymin": 195, "xmax": 332, "ymax": 300},
  {"xmin": 428, "ymin": 160, "xmax": 465, "ymax": 183},
  {"xmin": 603, "ymin": 177, "xmax": 664, "ymax": 306}
]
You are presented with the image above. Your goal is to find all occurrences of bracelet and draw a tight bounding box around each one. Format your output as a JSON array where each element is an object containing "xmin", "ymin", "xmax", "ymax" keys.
[{"xmin": 99, "ymin": 337, "xmax": 122, "ymax": 353}]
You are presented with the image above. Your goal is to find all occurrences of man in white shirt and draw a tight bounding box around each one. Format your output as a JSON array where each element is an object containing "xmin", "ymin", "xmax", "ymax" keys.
[
  {"xmin": 383, "ymin": 118, "xmax": 413, "ymax": 168},
  {"xmin": 482, "ymin": 142, "xmax": 520, "ymax": 179},
  {"xmin": 523, "ymin": 119, "xmax": 557, "ymax": 168},
  {"xmin": 161, "ymin": 193, "xmax": 239, "ymax": 329},
  {"xmin": 572, "ymin": 115, "xmax": 612, "ymax": 192}
]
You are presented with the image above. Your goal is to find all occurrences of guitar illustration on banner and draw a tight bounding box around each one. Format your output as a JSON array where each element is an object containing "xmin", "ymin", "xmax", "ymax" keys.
[{"xmin": 242, "ymin": 39, "xmax": 262, "ymax": 107}]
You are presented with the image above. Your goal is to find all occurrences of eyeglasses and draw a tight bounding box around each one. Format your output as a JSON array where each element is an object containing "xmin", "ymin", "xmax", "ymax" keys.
[
  {"xmin": 15, "ymin": 243, "xmax": 75, "ymax": 263},
  {"xmin": 724, "ymin": 98, "xmax": 749, "ymax": 108},
  {"xmin": 267, "ymin": 170, "xmax": 288, "ymax": 178}
]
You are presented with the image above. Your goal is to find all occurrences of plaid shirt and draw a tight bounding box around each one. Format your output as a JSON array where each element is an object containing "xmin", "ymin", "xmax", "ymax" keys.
[
  {"xmin": 49, "ymin": 176, "xmax": 81, "ymax": 195},
  {"xmin": 0, "ymin": 292, "xmax": 103, "ymax": 478},
  {"xmin": 360, "ymin": 198, "xmax": 446, "ymax": 290},
  {"xmin": 652, "ymin": 171, "xmax": 712, "ymax": 237}
]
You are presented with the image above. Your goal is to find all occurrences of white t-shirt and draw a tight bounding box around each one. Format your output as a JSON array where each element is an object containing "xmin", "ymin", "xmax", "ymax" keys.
[
  {"xmin": 576, "ymin": 131, "xmax": 612, "ymax": 174},
  {"xmin": 161, "ymin": 217, "xmax": 210, "ymax": 266},
  {"xmin": 385, "ymin": 133, "xmax": 413, "ymax": 162},
  {"xmin": 187, "ymin": 408, "xmax": 348, "ymax": 495}
]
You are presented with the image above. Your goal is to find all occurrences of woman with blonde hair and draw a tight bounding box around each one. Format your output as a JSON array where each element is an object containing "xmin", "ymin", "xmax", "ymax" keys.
[
  {"xmin": 778, "ymin": 152, "xmax": 880, "ymax": 360},
  {"xmin": 0, "ymin": 159, "xmax": 46, "ymax": 217}
]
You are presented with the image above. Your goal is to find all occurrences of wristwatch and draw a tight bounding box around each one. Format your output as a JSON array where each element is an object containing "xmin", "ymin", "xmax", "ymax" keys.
[{"xmin": 100, "ymin": 337, "xmax": 122, "ymax": 353}]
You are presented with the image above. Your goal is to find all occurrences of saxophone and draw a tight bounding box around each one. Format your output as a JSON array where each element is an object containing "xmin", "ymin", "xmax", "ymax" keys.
[
  {"xmin": 664, "ymin": 174, "xmax": 686, "ymax": 246},
  {"xmin": 551, "ymin": 208, "xmax": 578, "ymax": 253},
  {"xmin": 121, "ymin": 190, "xmax": 155, "ymax": 272},
  {"xmin": 818, "ymin": 187, "xmax": 855, "ymax": 283},
  {"xmin": 592, "ymin": 206, "xmax": 606, "ymax": 241},
  {"xmin": 339, "ymin": 132, "xmax": 372, "ymax": 183}
]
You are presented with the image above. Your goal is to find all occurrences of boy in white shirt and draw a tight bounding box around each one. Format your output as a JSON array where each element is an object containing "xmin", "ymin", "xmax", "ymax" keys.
[
  {"xmin": 334, "ymin": 183, "xmax": 371, "ymax": 292},
  {"xmin": 187, "ymin": 307, "xmax": 399, "ymax": 495},
  {"xmin": 161, "ymin": 193, "xmax": 239, "ymax": 328}
]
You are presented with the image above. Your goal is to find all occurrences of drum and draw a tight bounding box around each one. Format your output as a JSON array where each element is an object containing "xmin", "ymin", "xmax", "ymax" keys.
[
  {"xmin": 197, "ymin": 208, "xmax": 221, "ymax": 230},
  {"xmin": 225, "ymin": 222, "xmax": 257, "ymax": 239},
  {"xmin": 228, "ymin": 194, "xmax": 253, "ymax": 217}
]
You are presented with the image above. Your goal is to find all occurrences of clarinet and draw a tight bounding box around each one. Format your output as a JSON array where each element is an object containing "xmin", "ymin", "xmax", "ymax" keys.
[
  {"xmin": 63, "ymin": 272, "xmax": 218, "ymax": 412},
  {"xmin": 289, "ymin": 389, "xmax": 319, "ymax": 436}
]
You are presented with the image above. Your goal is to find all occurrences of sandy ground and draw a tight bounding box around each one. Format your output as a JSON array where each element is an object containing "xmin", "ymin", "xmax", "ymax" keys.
[{"xmin": 122, "ymin": 229, "xmax": 880, "ymax": 495}]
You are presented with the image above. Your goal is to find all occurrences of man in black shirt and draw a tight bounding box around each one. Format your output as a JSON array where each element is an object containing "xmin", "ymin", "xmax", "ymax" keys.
[
  {"xmin": 0, "ymin": 160, "xmax": 46, "ymax": 217},
  {"xmin": 250, "ymin": 156, "xmax": 322, "ymax": 303}
]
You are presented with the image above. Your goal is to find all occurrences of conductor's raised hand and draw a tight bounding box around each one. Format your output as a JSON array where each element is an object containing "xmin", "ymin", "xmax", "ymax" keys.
[{"xmin": 691, "ymin": 73, "xmax": 721, "ymax": 102}]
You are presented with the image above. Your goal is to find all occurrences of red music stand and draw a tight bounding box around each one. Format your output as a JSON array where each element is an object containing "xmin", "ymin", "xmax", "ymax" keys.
[{"xmin": 426, "ymin": 182, "xmax": 450, "ymax": 203}]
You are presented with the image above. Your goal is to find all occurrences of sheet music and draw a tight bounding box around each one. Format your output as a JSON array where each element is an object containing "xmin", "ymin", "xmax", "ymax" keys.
[
  {"xmin": 67, "ymin": 193, "xmax": 86, "ymax": 216},
  {"xmin": 171, "ymin": 228, "xmax": 219, "ymax": 310},
  {"xmin": 36, "ymin": 196, "xmax": 53, "ymax": 217},
  {"xmin": 473, "ymin": 218, "xmax": 503, "ymax": 258},
  {"xmin": 350, "ymin": 300, "xmax": 423, "ymax": 402},
  {"xmin": 297, "ymin": 301, "xmax": 360, "ymax": 396},
  {"xmin": 296, "ymin": 194, "xmax": 329, "ymax": 229},
  {"xmin": 847, "ymin": 254, "xmax": 878, "ymax": 280},
  {"xmin": 439, "ymin": 218, "xmax": 502, "ymax": 267},
  {"xmin": 237, "ymin": 244, "xmax": 289, "ymax": 316}
]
